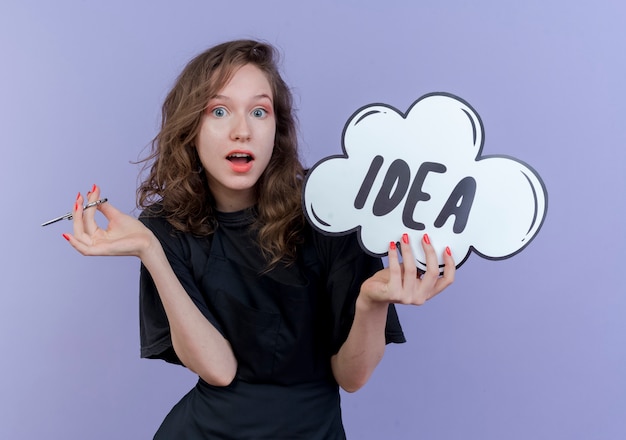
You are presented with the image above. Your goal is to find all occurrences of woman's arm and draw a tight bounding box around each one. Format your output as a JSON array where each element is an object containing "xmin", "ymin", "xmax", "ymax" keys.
[
  {"xmin": 139, "ymin": 236, "xmax": 237, "ymax": 385},
  {"xmin": 331, "ymin": 233, "xmax": 455, "ymax": 392},
  {"xmin": 64, "ymin": 187, "xmax": 237, "ymax": 386},
  {"xmin": 330, "ymin": 295, "xmax": 388, "ymax": 393}
]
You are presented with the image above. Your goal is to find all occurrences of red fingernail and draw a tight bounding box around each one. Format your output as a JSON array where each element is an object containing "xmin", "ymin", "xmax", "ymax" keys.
[
  {"xmin": 74, "ymin": 202, "xmax": 79, "ymax": 211},
  {"xmin": 390, "ymin": 241, "xmax": 396, "ymax": 250},
  {"xmin": 92, "ymin": 184, "xmax": 97, "ymax": 193},
  {"xmin": 62, "ymin": 233, "xmax": 70, "ymax": 241},
  {"xmin": 76, "ymin": 192, "xmax": 81, "ymax": 201},
  {"xmin": 402, "ymin": 233, "xmax": 409, "ymax": 244},
  {"xmin": 423, "ymin": 233, "xmax": 431, "ymax": 244},
  {"xmin": 446, "ymin": 246, "xmax": 452, "ymax": 256}
]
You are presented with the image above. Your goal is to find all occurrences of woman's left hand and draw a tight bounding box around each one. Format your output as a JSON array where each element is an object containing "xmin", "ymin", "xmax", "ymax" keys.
[
  {"xmin": 332, "ymin": 233, "xmax": 455, "ymax": 392},
  {"xmin": 360, "ymin": 233, "xmax": 455, "ymax": 307}
]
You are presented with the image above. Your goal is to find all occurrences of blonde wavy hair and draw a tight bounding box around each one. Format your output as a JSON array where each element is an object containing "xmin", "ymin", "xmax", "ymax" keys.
[{"xmin": 138, "ymin": 39, "xmax": 305, "ymax": 265}]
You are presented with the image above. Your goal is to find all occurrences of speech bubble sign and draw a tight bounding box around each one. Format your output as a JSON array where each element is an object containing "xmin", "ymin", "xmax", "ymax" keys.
[{"xmin": 302, "ymin": 93, "xmax": 548, "ymax": 272}]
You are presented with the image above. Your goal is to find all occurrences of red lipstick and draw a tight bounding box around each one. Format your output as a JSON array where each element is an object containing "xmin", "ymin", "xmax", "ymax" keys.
[{"xmin": 226, "ymin": 150, "xmax": 255, "ymax": 173}]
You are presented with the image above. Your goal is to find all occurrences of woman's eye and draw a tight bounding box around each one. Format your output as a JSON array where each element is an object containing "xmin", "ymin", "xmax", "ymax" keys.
[
  {"xmin": 252, "ymin": 108, "xmax": 267, "ymax": 118},
  {"xmin": 212, "ymin": 107, "xmax": 227, "ymax": 118}
]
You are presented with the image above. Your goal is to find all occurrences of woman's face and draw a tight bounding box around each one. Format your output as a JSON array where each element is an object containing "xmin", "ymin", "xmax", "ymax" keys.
[{"xmin": 196, "ymin": 63, "xmax": 276, "ymax": 212}]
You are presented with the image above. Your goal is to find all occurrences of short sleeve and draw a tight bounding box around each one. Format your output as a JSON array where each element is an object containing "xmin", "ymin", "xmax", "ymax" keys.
[
  {"xmin": 139, "ymin": 262, "xmax": 181, "ymax": 364},
  {"xmin": 315, "ymin": 231, "xmax": 406, "ymax": 354},
  {"xmin": 138, "ymin": 209, "xmax": 222, "ymax": 365}
]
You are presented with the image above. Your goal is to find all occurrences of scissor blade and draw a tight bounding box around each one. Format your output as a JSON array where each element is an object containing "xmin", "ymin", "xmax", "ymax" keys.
[
  {"xmin": 41, "ymin": 212, "xmax": 72, "ymax": 227},
  {"xmin": 41, "ymin": 198, "xmax": 107, "ymax": 227}
]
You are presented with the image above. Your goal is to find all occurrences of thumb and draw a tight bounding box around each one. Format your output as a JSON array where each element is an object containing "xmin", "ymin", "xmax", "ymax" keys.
[{"xmin": 97, "ymin": 200, "xmax": 124, "ymax": 220}]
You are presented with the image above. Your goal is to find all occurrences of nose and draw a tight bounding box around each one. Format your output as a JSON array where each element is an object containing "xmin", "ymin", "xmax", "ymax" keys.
[{"xmin": 231, "ymin": 114, "xmax": 251, "ymax": 141}]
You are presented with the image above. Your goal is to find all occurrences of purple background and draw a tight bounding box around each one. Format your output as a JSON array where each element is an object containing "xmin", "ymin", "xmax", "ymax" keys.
[{"xmin": 1, "ymin": 1, "xmax": 624, "ymax": 439}]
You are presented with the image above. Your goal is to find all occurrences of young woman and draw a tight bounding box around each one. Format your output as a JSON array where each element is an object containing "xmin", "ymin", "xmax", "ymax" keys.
[{"xmin": 64, "ymin": 39, "xmax": 455, "ymax": 439}]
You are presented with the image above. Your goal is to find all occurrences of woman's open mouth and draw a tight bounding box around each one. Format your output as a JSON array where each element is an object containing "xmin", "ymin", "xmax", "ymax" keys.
[
  {"xmin": 226, "ymin": 152, "xmax": 255, "ymax": 173},
  {"xmin": 227, "ymin": 152, "xmax": 253, "ymax": 164}
]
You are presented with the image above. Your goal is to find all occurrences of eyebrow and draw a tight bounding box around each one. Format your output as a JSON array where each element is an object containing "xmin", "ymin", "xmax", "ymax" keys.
[{"xmin": 210, "ymin": 93, "xmax": 273, "ymax": 102}]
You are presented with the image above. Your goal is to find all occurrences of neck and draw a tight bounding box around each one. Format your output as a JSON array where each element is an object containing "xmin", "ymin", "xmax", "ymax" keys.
[{"xmin": 213, "ymin": 192, "xmax": 256, "ymax": 213}]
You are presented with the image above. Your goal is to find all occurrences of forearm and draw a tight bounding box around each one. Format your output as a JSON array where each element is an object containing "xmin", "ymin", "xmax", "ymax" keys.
[
  {"xmin": 141, "ymin": 236, "xmax": 237, "ymax": 386},
  {"xmin": 331, "ymin": 295, "xmax": 389, "ymax": 393}
]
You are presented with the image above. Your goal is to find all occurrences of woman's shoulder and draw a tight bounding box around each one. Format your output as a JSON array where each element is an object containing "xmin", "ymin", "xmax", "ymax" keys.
[
  {"xmin": 306, "ymin": 224, "xmax": 376, "ymax": 266},
  {"xmin": 137, "ymin": 202, "xmax": 182, "ymax": 242},
  {"xmin": 139, "ymin": 202, "xmax": 212, "ymax": 261},
  {"xmin": 138, "ymin": 202, "xmax": 167, "ymax": 226},
  {"xmin": 138, "ymin": 201, "xmax": 164, "ymax": 217}
]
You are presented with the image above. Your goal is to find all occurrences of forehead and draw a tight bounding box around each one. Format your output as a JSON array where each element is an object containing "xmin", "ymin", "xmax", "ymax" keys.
[{"xmin": 216, "ymin": 63, "xmax": 273, "ymax": 96}]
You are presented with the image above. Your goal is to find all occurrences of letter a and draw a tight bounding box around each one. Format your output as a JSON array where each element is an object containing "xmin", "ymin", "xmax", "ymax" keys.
[{"xmin": 434, "ymin": 177, "xmax": 476, "ymax": 233}]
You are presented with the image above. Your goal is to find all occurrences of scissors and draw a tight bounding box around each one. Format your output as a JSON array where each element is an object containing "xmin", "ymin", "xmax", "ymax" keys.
[{"xmin": 41, "ymin": 198, "xmax": 108, "ymax": 226}]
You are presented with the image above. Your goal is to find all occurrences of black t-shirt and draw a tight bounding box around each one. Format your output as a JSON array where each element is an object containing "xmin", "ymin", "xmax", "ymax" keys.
[
  {"xmin": 138, "ymin": 206, "xmax": 405, "ymax": 438},
  {"xmin": 139, "ymin": 206, "xmax": 405, "ymax": 382}
]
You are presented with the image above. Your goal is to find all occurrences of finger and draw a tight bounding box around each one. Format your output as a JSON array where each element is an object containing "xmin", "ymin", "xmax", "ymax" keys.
[
  {"xmin": 386, "ymin": 240, "xmax": 408, "ymax": 299},
  {"xmin": 69, "ymin": 192, "xmax": 99, "ymax": 253},
  {"xmin": 420, "ymin": 233, "xmax": 440, "ymax": 285},
  {"xmin": 399, "ymin": 233, "xmax": 417, "ymax": 283},
  {"xmin": 62, "ymin": 231, "xmax": 79, "ymax": 250},
  {"xmin": 83, "ymin": 184, "xmax": 100, "ymax": 235},
  {"xmin": 72, "ymin": 192, "xmax": 86, "ymax": 239},
  {"xmin": 63, "ymin": 229, "xmax": 103, "ymax": 256},
  {"xmin": 86, "ymin": 183, "xmax": 99, "ymax": 203},
  {"xmin": 97, "ymin": 199, "xmax": 123, "ymax": 222},
  {"xmin": 387, "ymin": 240, "xmax": 402, "ymax": 280},
  {"xmin": 436, "ymin": 246, "xmax": 456, "ymax": 291},
  {"xmin": 62, "ymin": 231, "xmax": 90, "ymax": 255}
]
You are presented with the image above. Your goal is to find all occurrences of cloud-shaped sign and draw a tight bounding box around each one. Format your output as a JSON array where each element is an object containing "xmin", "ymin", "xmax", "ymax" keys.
[{"xmin": 303, "ymin": 93, "xmax": 548, "ymax": 272}]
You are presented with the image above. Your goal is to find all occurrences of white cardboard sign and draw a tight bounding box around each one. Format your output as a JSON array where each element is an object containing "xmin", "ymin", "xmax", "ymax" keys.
[{"xmin": 302, "ymin": 93, "xmax": 548, "ymax": 272}]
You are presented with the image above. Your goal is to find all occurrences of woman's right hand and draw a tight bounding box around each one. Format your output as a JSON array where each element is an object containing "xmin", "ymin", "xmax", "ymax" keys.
[{"xmin": 63, "ymin": 184, "xmax": 155, "ymax": 259}]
